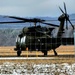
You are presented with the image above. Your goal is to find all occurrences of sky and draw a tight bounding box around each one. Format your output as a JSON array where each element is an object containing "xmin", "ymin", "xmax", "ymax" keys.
[{"xmin": 0, "ymin": 0, "xmax": 75, "ymax": 17}]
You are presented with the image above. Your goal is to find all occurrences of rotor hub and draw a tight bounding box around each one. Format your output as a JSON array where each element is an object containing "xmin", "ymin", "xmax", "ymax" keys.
[
  {"xmin": 58, "ymin": 13, "xmax": 69, "ymax": 21},
  {"xmin": 58, "ymin": 2, "xmax": 74, "ymax": 29}
]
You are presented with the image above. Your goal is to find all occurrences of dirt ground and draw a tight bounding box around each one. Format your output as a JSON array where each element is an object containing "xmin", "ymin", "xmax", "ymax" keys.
[
  {"xmin": 0, "ymin": 45, "xmax": 75, "ymax": 56},
  {"xmin": 0, "ymin": 45, "xmax": 75, "ymax": 64}
]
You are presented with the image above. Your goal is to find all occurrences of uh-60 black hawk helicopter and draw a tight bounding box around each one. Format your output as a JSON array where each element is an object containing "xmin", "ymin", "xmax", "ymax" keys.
[{"xmin": 0, "ymin": 3, "xmax": 74, "ymax": 56}]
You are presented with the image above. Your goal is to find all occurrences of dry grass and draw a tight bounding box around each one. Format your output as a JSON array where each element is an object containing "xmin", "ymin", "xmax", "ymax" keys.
[
  {"xmin": 0, "ymin": 45, "xmax": 75, "ymax": 56},
  {"xmin": 0, "ymin": 45, "xmax": 75, "ymax": 64}
]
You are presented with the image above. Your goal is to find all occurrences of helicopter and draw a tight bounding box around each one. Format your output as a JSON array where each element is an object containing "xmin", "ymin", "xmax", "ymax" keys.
[{"xmin": 0, "ymin": 3, "xmax": 75, "ymax": 56}]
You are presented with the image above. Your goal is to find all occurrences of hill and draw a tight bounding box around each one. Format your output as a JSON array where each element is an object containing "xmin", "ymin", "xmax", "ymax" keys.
[{"xmin": 0, "ymin": 29, "xmax": 21, "ymax": 46}]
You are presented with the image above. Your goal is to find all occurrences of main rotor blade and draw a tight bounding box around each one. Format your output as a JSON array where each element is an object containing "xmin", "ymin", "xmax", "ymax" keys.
[
  {"xmin": 29, "ymin": 18, "xmax": 45, "ymax": 22},
  {"xmin": 45, "ymin": 19, "xmax": 75, "ymax": 21},
  {"xmin": 68, "ymin": 19, "xmax": 74, "ymax": 29},
  {"xmin": 42, "ymin": 22, "xmax": 59, "ymax": 27},
  {"xmin": 0, "ymin": 21, "xmax": 25, "ymax": 24},
  {"xmin": 64, "ymin": 2, "xmax": 67, "ymax": 14},
  {"xmin": 5, "ymin": 16, "xmax": 45, "ymax": 23},
  {"xmin": 66, "ymin": 19, "xmax": 68, "ymax": 29},
  {"xmin": 59, "ymin": 6, "xmax": 64, "ymax": 14},
  {"xmin": 5, "ymin": 16, "xmax": 29, "ymax": 21}
]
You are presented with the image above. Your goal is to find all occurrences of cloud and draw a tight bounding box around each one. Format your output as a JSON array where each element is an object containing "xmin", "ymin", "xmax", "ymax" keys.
[{"xmin": 0, "ymin": 0, "xmax": 75, "ymax": 17}]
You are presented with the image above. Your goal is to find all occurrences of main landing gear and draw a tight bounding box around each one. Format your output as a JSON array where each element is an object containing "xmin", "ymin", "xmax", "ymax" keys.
[
  {"xmin": 43, "ymin": 49, "xmax": 58, "ymax": 56},
  {"xmin": 17, "ymin": 48, "xmax": 22, "ymax": 56}
]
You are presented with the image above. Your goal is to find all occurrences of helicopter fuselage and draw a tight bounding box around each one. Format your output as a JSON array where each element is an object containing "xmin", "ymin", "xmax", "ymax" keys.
[{"xmin": 15, "ymin": 33, "xmax": 74, "ymax": 55}]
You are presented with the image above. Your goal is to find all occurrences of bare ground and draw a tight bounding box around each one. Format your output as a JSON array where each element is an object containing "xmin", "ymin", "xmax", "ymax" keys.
[{"xmin": 0, "ymin": 45, "xmax": 75, "ymax": 64}]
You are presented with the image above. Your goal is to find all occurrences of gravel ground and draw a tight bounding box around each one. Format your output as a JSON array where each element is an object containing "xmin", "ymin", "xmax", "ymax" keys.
[{"xmin": 0, "ymin": 62, "xmax": 75, "ymax": 75}]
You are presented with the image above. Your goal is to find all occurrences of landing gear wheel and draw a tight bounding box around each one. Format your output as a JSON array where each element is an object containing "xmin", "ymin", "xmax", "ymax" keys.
[
  {"xmin": 44, "ymin": 51, "xmax": 47, "ymax": 56},
  {"xmin": 17, "ymin": 50, "xmax": 21, "ymax": 56}
]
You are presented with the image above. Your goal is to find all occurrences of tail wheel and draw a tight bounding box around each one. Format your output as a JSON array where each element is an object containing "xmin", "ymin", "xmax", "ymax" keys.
[{"xmin": 17, "ymin": 50, "xmax": 21, "ymax": 56}]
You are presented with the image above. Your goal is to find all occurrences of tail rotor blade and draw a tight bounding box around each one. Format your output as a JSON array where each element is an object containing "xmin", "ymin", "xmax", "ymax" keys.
[
  {"xmin": 64, "ymin": 2, "xmax": 67, "ymax": 14},
  {"xmin": 66, "ymin": 19, "xmax": 68, "ymax": 29},
  {"xmin": 68, "ymin": 19, "xmax": 74, "ymax": 29},
  {"xmin": 59, "ymin": 6, "xmax": 64, "ymax": 14}
]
